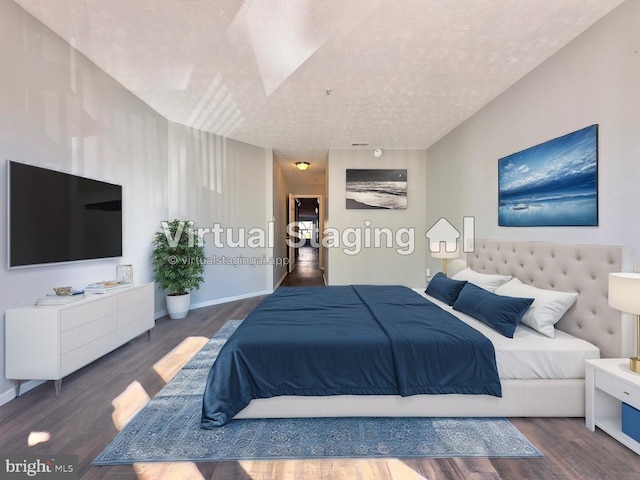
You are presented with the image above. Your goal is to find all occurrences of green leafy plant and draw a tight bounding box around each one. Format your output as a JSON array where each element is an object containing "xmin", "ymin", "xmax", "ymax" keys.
[{"xmin": 151, "ymin": 219, "xmax": 205, "ymax": 296}]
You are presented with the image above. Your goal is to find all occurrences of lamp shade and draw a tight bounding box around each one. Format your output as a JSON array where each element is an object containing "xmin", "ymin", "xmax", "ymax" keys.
[
  {"xmin": 430, "ymin": 242, "xmax": 459, "ymax": 259},
  {"xmin": 608, "ymin": 272, "xmax": 640, "ymax": 314}
]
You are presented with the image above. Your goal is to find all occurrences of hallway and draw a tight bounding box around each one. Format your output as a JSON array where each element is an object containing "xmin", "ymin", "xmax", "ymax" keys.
[{"xmin": 280, "ymin": 245, "xmax": 325, "ymax": 287}]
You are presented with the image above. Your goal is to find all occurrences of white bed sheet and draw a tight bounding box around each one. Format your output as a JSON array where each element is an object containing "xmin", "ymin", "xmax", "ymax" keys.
[{"xmin": 417, "ymin": 290, "xmax": 600, "ymax": 380}]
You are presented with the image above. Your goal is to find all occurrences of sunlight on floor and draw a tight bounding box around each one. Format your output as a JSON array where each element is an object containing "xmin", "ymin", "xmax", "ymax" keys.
[
  {"xmin": 111, "ymin": 381, "xmax": 150, "ymax": 431},
  {"xmin": 27, "ymin": 431, "xmax": 50, "ymax": 446},
  {"xmin": 238, "ymin": 458, "xmax": 428, "ymax": 479},
  {"xmin": 133, "ymin": 462, "xmax": 205, "ymax": 480},
  {"xmin": 152, "ymin": 336, "xmax": 210, "ymax": 382},
  {"xmin": 109, "ymin": 337, "xmax": 211, "ymax": 480}
]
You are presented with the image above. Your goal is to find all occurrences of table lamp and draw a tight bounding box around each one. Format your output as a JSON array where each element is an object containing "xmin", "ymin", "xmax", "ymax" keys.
[
  {"xmin": 430, "ymin": 242, "xmax": 459, "ymax": 277},
  {"xmin": 608, "ymin": 272, "xmax": 640, "ymax": 373}
]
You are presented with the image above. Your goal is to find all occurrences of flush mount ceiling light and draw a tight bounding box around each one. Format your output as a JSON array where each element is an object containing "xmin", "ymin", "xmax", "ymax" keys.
[{"xmin": 295, "ymin": 161, "xmax": 310, "ymax": 171}]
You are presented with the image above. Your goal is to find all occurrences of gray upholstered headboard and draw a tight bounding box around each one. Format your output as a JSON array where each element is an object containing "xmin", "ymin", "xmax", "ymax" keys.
[{"xmin": 467, "ymin": 239, "xmax": 634, "ymax": 359}]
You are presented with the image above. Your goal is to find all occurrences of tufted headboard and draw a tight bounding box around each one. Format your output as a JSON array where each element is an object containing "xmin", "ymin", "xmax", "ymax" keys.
[{"xmin": 467, "ymin": 239, "xmax": 634, "ymax": 359}]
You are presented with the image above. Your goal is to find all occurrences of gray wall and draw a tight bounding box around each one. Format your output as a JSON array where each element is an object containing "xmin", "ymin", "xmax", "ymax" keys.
[
  {"xmin": 166, "ymin": 123, "xmax": 274, "ymax": 309},
  {"xmin": 425, "ymin": 0, "xmax": 640, "ymax": 273},
  {"xmin": 0, "ymin": 0, "xmax": 272, "ymax": 405},
  {"xmin": 272, "ymin": 159, "xmax": 290, "ymax": 286},
  {"xmin": 327, "ymin": 149, "xmax": 427, "ymax": 286}
]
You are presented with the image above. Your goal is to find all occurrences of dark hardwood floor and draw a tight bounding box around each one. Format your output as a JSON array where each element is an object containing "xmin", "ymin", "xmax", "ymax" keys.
[
  {"xmin": 279, "ymin": 245, "xmax": 325, "ymax": 287},
  {"xmin": 1, "ymin": 277, "xmax": 639, "ymax": 479}
]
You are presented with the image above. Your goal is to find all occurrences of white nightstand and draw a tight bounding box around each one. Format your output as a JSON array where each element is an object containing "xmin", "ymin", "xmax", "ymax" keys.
[{"xmin": 585, "ymin": 358, "xmax": 640, "ymax": 454}]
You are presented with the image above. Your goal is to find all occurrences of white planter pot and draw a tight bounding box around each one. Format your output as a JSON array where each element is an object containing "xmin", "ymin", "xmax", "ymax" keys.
[{"xmin": 166, "ymin": 292, "xmax": 191, "ymax": 319}]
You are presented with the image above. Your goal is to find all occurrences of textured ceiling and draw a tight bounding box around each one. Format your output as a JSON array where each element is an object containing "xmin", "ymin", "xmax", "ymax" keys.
[{"xmin": 14, "ymin": 0, "xmax": 626, "ymax": 185}]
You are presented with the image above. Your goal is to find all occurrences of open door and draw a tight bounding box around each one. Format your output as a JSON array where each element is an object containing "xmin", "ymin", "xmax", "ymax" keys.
[{"xmin": 287, "ymin": 193, "xmax": 297, "ymax": 273}]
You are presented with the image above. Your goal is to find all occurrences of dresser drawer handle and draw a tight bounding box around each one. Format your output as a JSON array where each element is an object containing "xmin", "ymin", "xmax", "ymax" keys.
[{"xmin": 623, "ymin": 391, "xmax": 630, "ymax": 395}]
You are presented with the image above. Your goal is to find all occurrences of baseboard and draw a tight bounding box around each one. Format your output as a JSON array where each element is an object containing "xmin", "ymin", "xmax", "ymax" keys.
[
  {"xmin": 191, "ymin": 290, "xmax": 273, "ymax": 311},
  {"xmin": 154, "ymin": 289, "xmax": 274, "ymax": 319},
  {"xmin": 0, "ymin": 388, "xmax": 15, "ymax": 407},
  {"xmin": 274, "ymin": 271, "xmax": 288, "ymax": 289},
  {"xmin": 0, "ymin": 380, "xmax": 44, "ymax": 407}
]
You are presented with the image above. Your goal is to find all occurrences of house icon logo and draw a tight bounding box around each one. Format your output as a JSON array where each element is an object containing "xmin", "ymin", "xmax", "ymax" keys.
[{"xmin": 425, "ymin": 216, "xmax": 475, "ymax": 254}]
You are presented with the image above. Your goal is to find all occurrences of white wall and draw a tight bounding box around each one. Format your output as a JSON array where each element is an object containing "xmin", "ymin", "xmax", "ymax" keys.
[
  {"xmin": 425, "ymin": 0, "xmax": 640, "ymax": 272},
  {"xmin": 0, "ymin": 0, "xmax": 169, "ymax": 402},
  {"xmin": 272, "ymin": 160, "xmax": 291, "ymax": 286},
  {"xmin": 165, "ymin": 122, "xmax": 274, "ymax": 307},
  {"xmin": 0, "ymin": 1, "xmax": 273, "ymax": 404},
  {"xmin": 290, "ymin": 184, "xmax": 325, "ymax": 196},
  {"xmin": 327, "ymin": 149, "xmax": 427, "ymax": 286}
]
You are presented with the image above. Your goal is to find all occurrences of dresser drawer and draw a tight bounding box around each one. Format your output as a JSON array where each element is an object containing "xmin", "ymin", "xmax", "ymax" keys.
[
  {"xmin": 61, "ymin": 333, "xmax": 118, "ymax": 377},
  {"xmin": 60, "ymin": 313, "xmax": 118, "ymax": 354},
  {"xmin": 60, "ymin": 296, "xmax": 118, "ymax": 331},
  {"xmin": 119, "ymin": 301, "xmax": 152, "ymax": 328},
  {"xmin": 595, "ymin": 370, "xmax": 640, "ymax": 410},
  {"xmin": 119, "ymin": 284, "xmax": 154, "ymax": 309}
]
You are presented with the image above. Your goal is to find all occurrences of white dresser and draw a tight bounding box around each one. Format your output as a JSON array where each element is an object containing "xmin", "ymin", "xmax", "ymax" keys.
[{"xmin": 5, "ymin": 283, "xmax": 154, "ymax": 395}]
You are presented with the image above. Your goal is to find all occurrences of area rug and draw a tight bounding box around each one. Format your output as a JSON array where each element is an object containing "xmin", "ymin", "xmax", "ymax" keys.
[{"xmin": 93, "ymin": 320, "xmax": 542, "ymax": 464}]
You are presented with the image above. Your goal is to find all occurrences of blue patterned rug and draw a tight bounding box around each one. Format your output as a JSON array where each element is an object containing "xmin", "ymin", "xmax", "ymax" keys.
[{"xmin": 93, "ymin": 320, "xmax": 542, "ymax": 464}]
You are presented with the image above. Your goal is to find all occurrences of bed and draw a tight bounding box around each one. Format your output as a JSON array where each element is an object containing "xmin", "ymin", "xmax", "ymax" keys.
[{"xmin": 201, "ymin": 239, "xmax": 634, "ymax": 427}]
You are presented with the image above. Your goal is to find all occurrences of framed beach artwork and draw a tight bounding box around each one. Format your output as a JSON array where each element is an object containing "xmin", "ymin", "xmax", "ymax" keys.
[
  {"xmin": 498, "ymin": 124, "xmax": 598, "ymax": 227},
  {"xmin": 346, "ymin": 169, "xmax": 407, "ymax": 209}
]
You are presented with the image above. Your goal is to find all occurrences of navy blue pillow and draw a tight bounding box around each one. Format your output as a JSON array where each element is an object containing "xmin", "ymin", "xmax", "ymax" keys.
[
  {"xmin": 425, "ymin": 272, "xmax": 468, "ymax": 306},
  {"xmin": 452, "ymin": 283, "xmax": 534, "ymax": 338}
]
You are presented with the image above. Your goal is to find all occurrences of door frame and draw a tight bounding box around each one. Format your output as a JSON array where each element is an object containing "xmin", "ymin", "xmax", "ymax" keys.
[{"xmin": 287, "ymin": 194, "xmax": 324, "ymax": 273}]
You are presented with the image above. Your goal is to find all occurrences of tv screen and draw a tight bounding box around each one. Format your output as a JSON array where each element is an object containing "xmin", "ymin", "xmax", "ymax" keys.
[{"xmin": 8, "ymin": 161, "xmax": 123, "ymax": 268}]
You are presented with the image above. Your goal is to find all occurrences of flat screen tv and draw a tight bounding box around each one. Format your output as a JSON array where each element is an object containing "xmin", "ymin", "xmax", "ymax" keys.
[{"xmin": 8, "ymin": 161, "xmax": 123, "ymax": 268}]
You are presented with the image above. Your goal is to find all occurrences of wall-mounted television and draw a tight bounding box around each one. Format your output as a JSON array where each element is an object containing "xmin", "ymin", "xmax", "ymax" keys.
[{"xmin": 8, "ymin": 161, "xmax": 123, "ymax": 268}]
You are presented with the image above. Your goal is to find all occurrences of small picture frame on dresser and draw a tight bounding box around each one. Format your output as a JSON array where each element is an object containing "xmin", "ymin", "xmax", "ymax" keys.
[{"xmin": 117, "ymin": 264, "xmax": 133, "ymax": 284}]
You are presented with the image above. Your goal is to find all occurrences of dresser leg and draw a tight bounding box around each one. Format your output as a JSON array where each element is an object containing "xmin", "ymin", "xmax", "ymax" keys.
[
  {"xmin": 147, "ymin": 329, "xmax": 152, "ymax": 341},
  {"xmin": 54, "ymin": 379, "xmax": 62, "ymax": 397},
  {"xmin": 14, "ymin": 380, "xmax": 22, "ymax": 397}
]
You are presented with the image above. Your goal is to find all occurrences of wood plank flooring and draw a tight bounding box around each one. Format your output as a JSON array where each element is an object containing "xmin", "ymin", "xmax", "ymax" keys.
[
  {"xmin": 279, "ymin": 246, "xmax": 325, "ymax": 287},
  {"xmin": 1, "ymin": 288, "xmax": 639, "ymax": 479}
]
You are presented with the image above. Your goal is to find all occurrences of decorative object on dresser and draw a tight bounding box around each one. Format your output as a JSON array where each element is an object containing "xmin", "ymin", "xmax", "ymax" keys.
[
  {"xmin": 5, "ymin": 283, "xmax": 154, "ymax": 396},
  {"xmin": 151, "ymin": 219, "xmax": 205, "ymax": 319},
  {"xmin": 585, "ymin": 358, "xmax": 640, "ymax": 455},
  {"xmin": 116, "ymin": 264, "xmax": 134, "ymax": 284},
  {"xmin": 608, "ymin": 272, "xmax": 640, "ymax": 373},
  {"xmin": 84, "ymin": 280, "xmax": 128, "ymax": 294},
  {"xmin": 53, "ymin": 286, "xmax": 72, "ymax": 296}
]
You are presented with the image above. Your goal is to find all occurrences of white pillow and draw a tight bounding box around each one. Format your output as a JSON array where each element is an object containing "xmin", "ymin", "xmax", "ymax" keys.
[
  {"xmin": 451, "ymin": 268, "xmax": 512, "ymax": 293},
  {"xmin": 494, "ymin": 278, "xmax": 578, "ymax": 338}
]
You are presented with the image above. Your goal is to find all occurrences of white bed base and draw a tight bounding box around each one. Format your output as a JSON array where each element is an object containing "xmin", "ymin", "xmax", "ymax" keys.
[
  {"xmin": 236, "ymin": 379, "xmax": 586, "ymax": 418},
  {"xmin": 235, "ymin": 239, "xmax": 633, "ymax": 419}
]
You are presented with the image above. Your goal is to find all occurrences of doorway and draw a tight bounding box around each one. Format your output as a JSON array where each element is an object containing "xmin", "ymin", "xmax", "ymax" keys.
[{"xmin": 284, "ymin": 194, "xmax": 324, "ymax": 286}]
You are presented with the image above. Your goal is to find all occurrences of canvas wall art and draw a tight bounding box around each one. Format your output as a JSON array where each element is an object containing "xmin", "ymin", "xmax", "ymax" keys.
[
  {"xmin": 346, "ymin": 169, "xmax": 407, "ymax": 209},
  {"xmin": 498, "ymin": 124, "xmax": 598, "ymax": 226}
]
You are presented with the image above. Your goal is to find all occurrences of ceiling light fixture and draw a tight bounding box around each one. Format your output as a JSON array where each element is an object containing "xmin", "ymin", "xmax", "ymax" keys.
[{"xmin": 295, "ymin": 161, "xmax": 310, "ymax": 171}]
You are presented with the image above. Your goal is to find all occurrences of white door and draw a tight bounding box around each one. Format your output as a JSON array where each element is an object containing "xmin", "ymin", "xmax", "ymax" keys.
[{"xmin": 288, "ymin": 193, "xmax": 297, "ymax": 273}]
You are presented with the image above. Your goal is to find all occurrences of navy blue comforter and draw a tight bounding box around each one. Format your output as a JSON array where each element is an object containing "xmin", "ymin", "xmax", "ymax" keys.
[{"xmin": 201, "ymin": 285, "xmax": 501, "ymax": 428}]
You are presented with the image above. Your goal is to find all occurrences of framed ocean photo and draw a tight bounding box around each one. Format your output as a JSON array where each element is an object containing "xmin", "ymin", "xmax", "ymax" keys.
[
  {"xmin": 498, "ymin": 125, "xmax": 598, "ymax": 227},
  {"xmin": 346, "ymin": 169, "xmax": 407, "ymax": 209}
]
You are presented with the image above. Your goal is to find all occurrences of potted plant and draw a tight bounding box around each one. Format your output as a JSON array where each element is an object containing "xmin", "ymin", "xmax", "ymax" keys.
[{"xmin": 151, "ymin": 219, "xmax": 205, "ymax": 319}]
